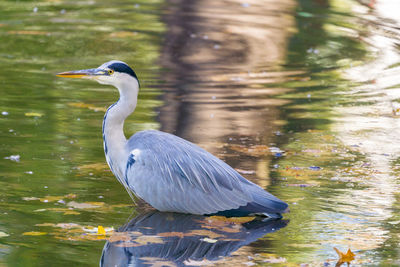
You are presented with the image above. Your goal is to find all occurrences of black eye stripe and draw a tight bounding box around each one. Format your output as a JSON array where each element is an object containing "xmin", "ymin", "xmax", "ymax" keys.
[{"xmin": 108, "ymin": 63, "xmax": 138, "ymax": 80}]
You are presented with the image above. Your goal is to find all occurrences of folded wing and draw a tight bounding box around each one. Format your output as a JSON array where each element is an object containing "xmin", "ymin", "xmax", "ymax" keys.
[{"xmin": 125, "ymin": 130, "xmax": 288, "ymax": 216}]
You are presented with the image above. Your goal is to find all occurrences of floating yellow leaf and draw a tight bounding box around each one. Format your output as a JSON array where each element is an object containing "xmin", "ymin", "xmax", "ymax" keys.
[
  {"xmin": 22, "ymin": 231, "xmax": 47, "ymax": 236},
  {"xmin": 22, "ymin": 197, "xmax": 40, "ymax": 201},
  {"xmin": 208, "ymin": 216, "xmax": 254, "ymax": 224},
  {"xmin": 186, "ymin": 229, "xmax": 223, "ymax": 239},
  {"xmin": 76, "ymin": 163, "xmax": 108, "ymax": 170},
  {"xmin": 133, "ymin": 235, "xmax": 164, "ymax": 245},
  {"xmin": 63, "ymin": 210, "xmax": 80, "ymax": 215},
  {"xmin": 229, "ymin": 144, "xmax": 270, "ymax": 157},
  {"xmin": 86, "ymin": 201, "xmax": 105, "ymax": 206},
  {"xmin": 40, "ymin": 195, "xmax": 64, "ymax": 202},
  {"xmin": 108, "ymin": 232, "xmax": 132, "ymax": 242},
  {"xmin": 113, "ymin": 234, "xmax": 164, "ymax": 247},
  {"xmin": 110, "ymin": 31, "xmax": 137, "ymax": 38},
  {"xmin": 8, "ymin": 30, "xmax": 49, "ymax": 35},
  {"xmin": 35, "ymin": 223, "xmax": 56, "ymax": 227},
  {"xmin": 158, "ymin": 232, "xmax": 185, "ymax": 238},
  {"xmin": 68, "ymin": 102, "xmax": 106, "ymax": 112},
  {"xmin": 64, "ymin": 193, "xmax": 77, "ymax": 199},
  {"xmin": 110, "ymin": 204, "xmax": 132, "ymax": 208},
  {"xmin": 334, "ymin": 247, "xmax": 355, "ymax": 265},
  {"xmin": 47, "ymin": 208, "xmax": 71, "ymax": 212},
  {"xmin": 97, "ymin": 226, "xmax": 106, "ymax": 235},
  {"xmin": 25, "ymin": 112, "xmax": 43, "ymax": 117}
]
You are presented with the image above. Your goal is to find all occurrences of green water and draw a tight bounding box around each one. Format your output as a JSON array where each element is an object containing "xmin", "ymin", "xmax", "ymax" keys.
[
  {"xmin": 1, "ymin": 0, "xmax": 400, "ymax": 266},
  {"xmin": 0, "ymin": 0, "xmax": 163, "ymax": 266}
]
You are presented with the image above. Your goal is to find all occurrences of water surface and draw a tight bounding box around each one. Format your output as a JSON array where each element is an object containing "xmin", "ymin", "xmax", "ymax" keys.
[{"xmin": 0, "ymin": 0, "xmax": 400, "ymax": 266}]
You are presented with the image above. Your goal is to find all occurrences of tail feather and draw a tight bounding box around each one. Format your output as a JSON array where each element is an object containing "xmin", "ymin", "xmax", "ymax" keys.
[{"xmin": 210, "ymin": 186, "xmax": 289, "ymax": 218}]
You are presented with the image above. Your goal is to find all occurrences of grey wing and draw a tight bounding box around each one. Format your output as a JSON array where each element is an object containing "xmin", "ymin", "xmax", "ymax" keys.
[{"xmin": 125, "ymin": 130, "xmax": 287, "ymax": 215}]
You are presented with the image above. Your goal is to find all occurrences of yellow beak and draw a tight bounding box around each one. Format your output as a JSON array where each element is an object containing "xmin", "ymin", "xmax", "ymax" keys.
[{"xmin": 56, "ymin": 68, "xmax": 105, "ymax": 78}]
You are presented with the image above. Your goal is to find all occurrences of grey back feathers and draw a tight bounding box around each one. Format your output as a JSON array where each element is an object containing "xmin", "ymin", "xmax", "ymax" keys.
[{"xmin": 124, "ymin": 130, "xmax": 288, "ymax": 216}]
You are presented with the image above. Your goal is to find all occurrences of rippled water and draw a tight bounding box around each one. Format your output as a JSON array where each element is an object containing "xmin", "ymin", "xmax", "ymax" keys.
[{"xmin": 0, "ymin": 0, "xmax": 400, "ymax": 266}]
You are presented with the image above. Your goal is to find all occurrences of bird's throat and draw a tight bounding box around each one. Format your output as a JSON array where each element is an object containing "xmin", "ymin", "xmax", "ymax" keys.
[{"xmin": 102, "ymin": 84, "xmax": 138, "ymax": 184}]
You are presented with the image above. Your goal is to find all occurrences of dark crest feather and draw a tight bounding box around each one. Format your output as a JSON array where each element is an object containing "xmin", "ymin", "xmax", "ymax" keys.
[{"xmin": 108, "ymin": 62, "xmax": 139, "ymax": 84}]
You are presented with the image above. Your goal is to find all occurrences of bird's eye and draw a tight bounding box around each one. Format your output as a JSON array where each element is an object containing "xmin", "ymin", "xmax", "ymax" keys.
[{"xmin": 108, "ymin": 69, "xmax": 114, "ymax": 75}]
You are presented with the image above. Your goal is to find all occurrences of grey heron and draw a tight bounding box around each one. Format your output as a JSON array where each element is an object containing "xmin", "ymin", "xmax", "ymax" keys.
[{"xmin": 57, "ymin": 60, "xmax": 289, "ymax": 218}]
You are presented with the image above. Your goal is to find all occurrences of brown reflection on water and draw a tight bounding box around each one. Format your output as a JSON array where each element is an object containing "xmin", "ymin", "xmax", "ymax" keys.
[
  {"xmin": 159, "ymin": 0, "xmax": 296, "ymax": 185},
  {"xmin": 100, "ymin": 212, "xmax": 287, "ymax": 266}
]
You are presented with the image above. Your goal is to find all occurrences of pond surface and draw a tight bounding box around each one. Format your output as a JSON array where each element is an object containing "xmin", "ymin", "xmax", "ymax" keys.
[{"xmin": 0, "ymin": 0, "xmax": 400, "ymax": 266}]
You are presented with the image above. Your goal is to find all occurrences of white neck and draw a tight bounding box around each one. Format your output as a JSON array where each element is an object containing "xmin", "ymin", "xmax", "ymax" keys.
[{"xmin": 102, "ymin": 78, "xmax": 139, "ymax": 181}]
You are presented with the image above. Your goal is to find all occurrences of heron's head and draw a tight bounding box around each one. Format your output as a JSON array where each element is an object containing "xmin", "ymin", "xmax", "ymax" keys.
[{"xmin": 57, "ymin": 60, "xmax": 139, "ymax": 88}]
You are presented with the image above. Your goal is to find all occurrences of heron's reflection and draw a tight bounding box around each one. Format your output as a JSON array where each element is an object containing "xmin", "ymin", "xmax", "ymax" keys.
[{"xmin": 100, "ymin": 211, "xmax": 288, "ymax": 266}]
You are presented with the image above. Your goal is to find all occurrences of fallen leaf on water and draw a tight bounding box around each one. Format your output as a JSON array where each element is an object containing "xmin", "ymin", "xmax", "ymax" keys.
[
  {"xmin": 186, "ymin": 229, "xmax": 223, "ymax": 239},
  {"xmin": 200, "ymin": 237, "xmax": 218, "ymax": 243},
  {"xmin": 55, "ymin": 223, "xmax": 80, "ymax": 229},
  {"xmin": 23, "ymin": 193, "xmax": 76, "ymax": 202},
  {"xmin": 229, "ymin": 144, "xmax": 270, "ymax": 157},
  {"xmin": 35, "ymin": 223, "xmax": 56, "ymax": 227},
  {"xmin": 334, "ymin": 247, "xmax": 355, "ymax": 265},
  {"xmin": 68, "ymin": 102, "xmax": 106, "ymax": 112},
  {"xmin": 8, "ymin": 30, "xmax": 49, "ymax": 35},
  {"xmin": 110, "ymin": 204, "xmax": 132, "ymax": 208},
  {"xmin": 132, "ymin": 235, "xmax": 164, "ymax": 245},
  {"xmin": 40, "ymin": 195, "xmax": 64, "ymax": 202},
  {"xmin": 67, "ymin": 201, "xmax": 104, "ymax": 209},
  {"xmin": 41, "ymin": 208, "xmax": 79, "ymax": 215},
  {"xmin": 258, "ymin": 253, "xmax": 287, "ymax": 263},
  {"xmin": 207, "ymin": 216, "xmax": 254, "ymax": 224},
  {"xmin": 229, "ymin": 144, "xmax": 285, "ymax": 157},
  {"xmin": 0, "ymin": 232, "xmax": 9, "ymax": 237},
  {"xmin": 97, "ymin": 225, "xmax": 106, "ymax": 235},
  {"xmin": 22, "ymin": 197, "xmax": 40, "ymax": 201},
  {"xmin": 109, "ymin": 31, "xmax": 137, "ymax": 38},
  {"xmin": 25, "ymin": 112, "xmax": 43, "ymax": 117},
  {"xmin": 235, "ymin": 168, "xmax": 256, "ymax": 175},
  {"xmin": 34, "ymin": 221, "xmax": 115, "ymax": 241},
  {"xmin": 47, "ymin": 208, "xmax": 73, "ymax": 212},
  {"xmin": 77, "ymin": 162, "xmax": 108, "ymax": 170},
  {"xmin": 82, "ymin": 225, "xmax": 113, "ymax": 234},
  {"xmin": 114, "ymin": 235, "xmax": 164, "ymax": 247},
  {"xmin": 194, "ymin": 217, "xmax": 247, "ymax": 233},
  {"xmin": 108, "ymin": 232, "xmax": 133, "ymax": 242},
  {"xmin": 34, "ymin": 209, "xmax": 47, "ymax": 212},
  {"xmin": 22, "ymin": 231, "xmax": 47, "ymax": 236},
  {"xmin": 97, "ymin": 225, "xmax": 106, "ymax": 239},
  {"xmin": 158, "ymin": 231, "xmax": 185, "ymax": 238},
  {"xmin": 211, "ymin": 74, "xmax": 229, "ymax": 82},
  {"xmin": 63, "ymin": 210, "xmax": 80, "ymax": 215},
  {"xmin": 279, "ymin": 166, "xmax": 324, "ymax": 180}
]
